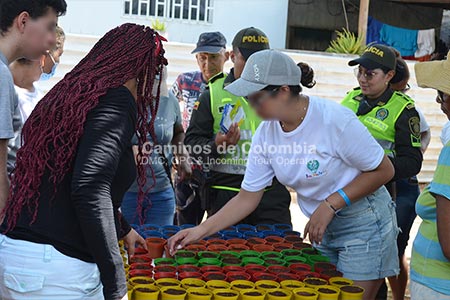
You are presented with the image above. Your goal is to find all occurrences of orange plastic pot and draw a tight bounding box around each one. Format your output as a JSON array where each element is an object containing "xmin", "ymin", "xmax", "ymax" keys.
[
  {"xmin": 129, "ymin": 254, "xmax": 152, "ymax": 264},
  {"xmin": 207, "ymin": 239, "xmax": 228, "ymax": 246},
  {"xmin": 252, "ymin": 244, "xmax": 275, "ymax": 252},
  {"xmin": 185, "ymin": 244, "xmax": 207, "ymax": 252},
  {"xmin": 228, "ymin": 244, "xmax": 250, "ymax": 251},
  {"xmin": 146, "ymin": 238, "xmax": 167, "ymax": 259},
  {"xmin": 264, "ymin": 236, "xmax": 285, "ymax": 245},
  {"xmin": 272, "ymin": 243, "xmax": 293, "ymax": 251},
  {"xmin": 226, "ymin": 239, "xmax": 248, "ymax": 245},
  {"xmin": 207, "ymin": 244, "xmax": 229, "ymax": 252},
  {"xmin": 247, "ymin": 238, "xmax": 267, "ymax": 246}
]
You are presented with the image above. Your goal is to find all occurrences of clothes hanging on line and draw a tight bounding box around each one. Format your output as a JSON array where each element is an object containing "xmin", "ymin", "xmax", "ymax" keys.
[
  {"xmin": 415, "ymin": 29, "xmax": 435, "ymax": 58},
  {"xmin": 380, "ymin": 24, "xmax": 418, "ymax": 57}
]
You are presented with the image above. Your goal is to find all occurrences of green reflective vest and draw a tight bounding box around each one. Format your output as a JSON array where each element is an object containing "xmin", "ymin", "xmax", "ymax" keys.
[
  {"xmin": 341, "ymin": 89, "xmax": 418, "ymax": 156},
  {"xmin": 209, "ymin": 74, "xmax": 261, "ymax": 176}
]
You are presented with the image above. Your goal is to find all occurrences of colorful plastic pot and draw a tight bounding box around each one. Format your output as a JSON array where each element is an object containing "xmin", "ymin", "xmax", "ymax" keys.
[
  {"xmin": 281, "ymin": 249, "xmax": 303, "ymax": 257},
  {"xmin": 236, "ymin": 224, "xmax": 256, "ymax": 233},
  {"xmin": 160, "ymin": 286, "xmax": 188, "ymax": 300},
  {"xmin": 319, "ymin": 269, "xmax": 343, "ymax": 281},
  {"xmin": 245, "ymin": 264, "xmax": 267, "ymax": 275},
  {"xmin": 140, "ymin": 224, "xmax": 161, "ymax": 231},
  {"xmin": 252, "ymin": 244, "xmax": 275, "ymax": 252},
  {"xmin": 261, "ymin": 251, "xmax": 283, "ymax": 259},
  {"xmin": 273, "ymin": 243, "xmax": 294, "ymax": 252},
  {"xmin": 303, "ymin": 277, "xmax": 328, "ymax": 289},
  {"xmin": 207, "ymin": 244, "xmax": 229, "ymax": 252},
  {"xmin": 227, "ymin": 244, "xmax": 250, "ymax": 252},
  {"xmin": 253, "ymin": 273, "xmax": 278, "ymax": 282},
  {"xmin": 187, "ymin": 287, "xmax": 213, "ymax": 300},
  {"xmin": 185, "ymin": 244, "xmax": 207, "ymax": 252},
  {"xmin": 264, "ymin": 258, "xmax": 287, "ymax": 267},
  {"xmin": 146, "ymin": 237, "xmax": 167, "ymax": 258},
  {"xmin": 207, "ymin": 239, "xmax": 228, "ymax": 246},
  {"xmin": 242, "ymin": 257, "xmax": 265, "ymax": 266},
  {"xmin": 175, "ymin": 250, "xmax": 197, "ymax": 259},
  {"xmin": 295, "ymin": 272, "xmax": 321, "ymax": 282},
  {"xmin": 230, "ymin": 280, "xmax": 256, "ymax": 292},
  {"xmin": 223, "ymin": 266, "xmax": 245, "ymax": 274},
  {"xmin": 239, "ymin": 250, "xmax": 261, "ymax": 258},
  {"xmin": 280, "ymin": 280, "xmax": 305, "ymax": 291},
  {"xmin": 198, "ymin": 251, "xmax": 221, "ymax": 259},
  {"xmin": 178, "ymin": 265, "xmax": 201, "ymax": 274},
  {"xmin": 154, "ymin": 257, "xmax": 177, "ymax": 266},
  {"xmin": 244, "ymin": 232, "xmax": 265, "ymax": 239},
  {"xmin": 276, "ymin": 273, "xmax": 299, "ymax": 282},
  {"xmin": 154, "ymin": 272, "xmax": 178, "ymax": 280},
  {"xmin": 130, "ymin": 277, "xmax": 155, "ymax": 287},
  {"xmin": 163, "ymin": 225, "xmax": 180, "ymax": 232},
  {"xmin": 133, "ymin": 284, "xmax": 160, "ymax": 300},
  {"xmin": 255, "ymin": 280, "xmax": 280, "ymax": 291},
  {"xmin": 328, "ymin": 277, "xmax": 353, "ymax": 288},
  {"xmin": 284, "ymin": 236, "xmax": 304, "ymax": 244},
  {"xmin": 179, "ymin": 272, "xmax": 203, "ymax": 280},
  {"xmin": 255, "ymin": 224, "xmax": 274, "ymax": 232},
  {"xmin": 291, "ymin": 242, "xmax": 312, "ymax": 250},
  {"xmin": 205, "ymin": 233, "xmax": 223, "ymax": 240},
  {"xmin": 292, "ymin": 287, "xmax": 319, "ymax": 300},
  {"xmin": 246, "ymin": 238, "xmax": 267, "ymax": 246},
  {"xmin": 176, "ymin": 257, "xmax": 198, "ymax": 266},
  {"xmin": 273, "ymin": 224, "xmax": 293, "ymax": 232},
  {"xmin": 300, "ymin": 248, "xmax": 321, "ymax": 256},
  {"xmin": 155, "ymin": 278, "xmax": 181, "ymax": 288},
  {"xmin": 264, "ymin": 236, "xmax": 285, "ymax": 245},
  {"xmin": 200, "ymin": 266, "xmax": 223, "ymax": 274},
  {"xmin": 222, "ymin": 232, "xmax": 244, "ymax": 239},
  {"xmin": 203, "ymin": 272, "xmax": 227, "ymax": 281},
  {"xmin": 266, "ymin": 288, "xmax": 293, "ymax": 300},
  {"xmin": 282, "ymin": 230, "xmax": 300, "ymax": 237},
  {"xmin": 284, "ymin": 256, "xmax": 308, "ymax": 266},
  {"xmin": 313, "ymin": 262, "xmax": 336, "ymax": 273},
  {"xmin": 267, "ymin": 265, "xmax": 290, "ymax": 274},
  {"xmin": 315, "ymin": 285, "xmax": 340, "ymax": 300},
  {"xmin": 198, "ymin": 258, "xmax": 222, "ymax": 267},
  {"xmin": 154, "ymin": 265, "xmax": 177, "ymax": 273},
  {"xmin": 220, "ymin": 251, "xmax": 240, "ymax": 259},
  {"xmin": 226, "ymin": 271, "xmax": 252, "ymax": 282},
  {"xmin": 181, "ymin": 278, "xmax": 207, "ymax": 289},
  {"xmin": 128, "ymin": 269, "xmax": 153, "ymax": 278},
  {"xmin": 206, "ymin": 280, "xmax": 231, "ymax": 291},
  {"xmin": 129, "ymin": 254, "xmax": 152, "ymax": 264},
  {"xmin": 212, "ymin": 289, "xmax": 240, "ymax": 300},
  {"xmin": 221, "ymin": 257, "xmax": 243, "ymax": 266},
  {"xmin": 130, "ymin": 263, "xmax": 153, "ymax": 271},
  {"xmin": 289, "ymin": 263, "xmax": 312, "ymax": 273},
  {"xmin": 240, "ymin": 289, "xmax": 267, "ymax": 300},
  {"xmin": 339, "ymin": 285, "xmax": 365, "ymax": 300}
]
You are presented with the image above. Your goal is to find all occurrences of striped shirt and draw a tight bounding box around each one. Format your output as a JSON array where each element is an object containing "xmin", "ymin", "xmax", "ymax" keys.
[{"xmin": 411, "ymin": 142, "xmax": 450, "ymax": 295}]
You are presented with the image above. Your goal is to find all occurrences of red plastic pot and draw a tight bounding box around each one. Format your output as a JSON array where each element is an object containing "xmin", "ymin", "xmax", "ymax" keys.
[
  {"xmin": 289, "ymin": 263, "xmax": 312, "ymax": 273},
  {"xmin": 178, "ymin": 265, "xmax": 201, "ymax": 274},
  {"xmin": 228, "ymin": 244, "xmax": 250, "ymax": 251},
  {"xmin": 207, "ymin": 239, "xmax": 228, "ymax": 246},
  {"xmin": 264, "ymin": 236, "xmax": 285, "ymax": 245},
  {"xmin": 272, "ymin": 243, "xmax": 293, "ymax": 251},
  {"xmin": 223, "ymin": 266, "xmax": 245, "ymax": 274},
  {"xmin": 252, "ymin": 244, "xmax": 275, "ymax": 252},
  {"xmin": 134, "ymin": 247, "xmax": 149, "ymax": 255},
  {"xmin": 313, "ymin": 262, "xmax": 336, "ymax": 273},
  {"xmin": 276, "ymin": 273, "xmax": 299, "ymax": 282},
  {"xmin": 154, "ymin": 265, "xmax": 177, "ymax": 273},
  {"xmin": 294, "ymin": 271, "xmax": 321, "ymax": 281},
  {"xmin": 284, "ymin": 236, "xmax": 303, "ymax": 244},
  {"xmin": 226, "ymin": 238, "xmax": 248, "ymax": 245},
  {"xmin": 191, "ymin": 240, "xmax": 208, "ymax": 246},
  {"xmin": 128, "ymin": 269, "xmax": 153, "ymax": 278},
  {"xmin": 252, "ymin": 272, "xmax": 278, "ymax": 282},
  {"xmin": 247, "ymin": 237, "xmax": 267, "ymax": 246},
  {"xmin": 154, "ymin": 271, "xmax": 177, "ymax": 280},
  {"xmin": 245, "ymin": 264, "xmax": 267, "ymax": 275},
  {"xmin": 207, "ymin": 244, "xmax": 229, "ymax": 252},
  {"xmin": 164, "ymin": 245, "xmax": 173, "ymax": 258},
  {"xmin": 146, "ymin": 238, "xmax": 167, "ymax": 259},
  {"xmin": 226, "ymin": 271, "xmax": 252, "ymax": 282},
  {"xmin": 178, "ymin": 272, "xmax": 203, "ymax": 280},
  {"xmin": 203, "ymin": 272, "xmax": 227, "ymax": 281},
  {"xmin": 200, "ymin": 266, "xmax": 223, "ymax": 274},
  {"xmin": 267, "ymin": 266, "xmax": 290, "ymax": 274},
  {"xmin": 129, "ymin": 254, "xmax": 152, "ymax": 264},
  {"xmin": 319, "ymin": 269, "xmax": 343, "ymax": 281},
  {"xmin": 185, "ymin": 244, "xmax": 207, "ymax": 252},
  {"xmin": 130, "ymin": 263, "xmax": 153, "ymax": 271}
]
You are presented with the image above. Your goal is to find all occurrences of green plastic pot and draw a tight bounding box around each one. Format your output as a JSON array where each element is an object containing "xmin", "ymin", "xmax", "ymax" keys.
[
  {"xmin": 284, "ymin": 256, "xmax": 308, "ymax": 266},
  {"xmin": 154, "ymin": 258, "xmax": 176, "ymax": 266},
  {"xmin": 242, "ymin": 257, "xmax": 265, "ymax": 266},
  {"xmin": 220, "ymin": 251, "xmax": 241, "ymax": 259},
  {"xmin": 239, "ymin": 250, "xmax": 261, "ymax": 258},
  {"xmin": 261, "ymin": 251, "xmax": 283, "ymax": 259},
  {"xmin": 306, "ymin": 255, "xmax": 329, "ymax": 267},
  {"xmin": 198, "ymin": 258, "xmax": 223, "ymax": 267},
  {"xmin": 176, "ymin": 257, "xmax": 199, "ymax": 266},
  {"xmin": 198, "ymin": 251, "xmax": 221, "ymax": 260},
  {"xmin": 263, "ymin": 257, "xmax": 287, "ymax": 267},
  {"xmin": 281, "ymin": 249, "xmax": 303, "ymax": 257}
]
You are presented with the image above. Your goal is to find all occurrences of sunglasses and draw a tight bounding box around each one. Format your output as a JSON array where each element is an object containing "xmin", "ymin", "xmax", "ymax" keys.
[
  {"xmin": 246, "ymin": 87, "xmax": 280, "ymax": 107},
  {"xmin": 354, "ymin": 67, "xmax": 379, "ymax": 80},
  {"xmin": 437, "ymin": 91, "xmax": 447, "ymax": 104}
]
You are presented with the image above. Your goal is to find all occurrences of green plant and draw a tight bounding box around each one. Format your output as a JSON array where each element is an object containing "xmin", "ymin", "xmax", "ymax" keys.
[
  {"xmin": 326, "ymin": 28, "xmax": 366, "ymax": 55},
  {"xmin": 151, "ymin": 19, "xmax": 167, "ymax": 32}
]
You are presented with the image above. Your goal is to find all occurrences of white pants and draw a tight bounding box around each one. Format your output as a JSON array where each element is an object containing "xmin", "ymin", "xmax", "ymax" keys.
[
  {"xmin": 411, "ymin": 280, "xmax": 450, "ymax": 300},
  {"xmin": 0, "ymin": 234, "xmax": 104, "ymax": 300}
]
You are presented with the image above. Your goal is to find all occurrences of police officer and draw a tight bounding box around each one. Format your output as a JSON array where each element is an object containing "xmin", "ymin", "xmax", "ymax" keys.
[
  {"xmin": 184, "ymin": 27, "xmax": 292, "ymax": 225},
  {"xmin": 341, "ymin": 44, "xmax": 423, "ymax": 300}
]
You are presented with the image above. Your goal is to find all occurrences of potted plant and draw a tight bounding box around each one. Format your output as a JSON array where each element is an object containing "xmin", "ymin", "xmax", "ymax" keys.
[
  {"xmin": 313, "ymin": 262, "xmax": 336, "ymax": 273},
  {"xmin": 295, "ymin": 272, "xmax": 321, "ymax": 282},
  {"xmin": 266, "ymin": 288, "xmax": 293, "ymax": 300},
  {"xmin": 206, "ymin": 280, "xmax": 231, "ymax": 291},
  {"xmin": 244, "ymin": 232, "xmax": 265, "ymax": 239},
  {"xmin": 326, "ymin": 28, "xmax": 366, "ymax": 55},
  {"xmin": 129, "ymin": 254, "xmax": 152, "ymax": 265},
  {"xmin": 339, "ymin": 285, "xmax": 365, "ymax": 300},
  {"xmin": 151, "ymin": 19, "xmax": 167, "ymax": 39},
  {"xmin": 230, "ymin": 279, "xmax": 255, "ymax": 292},
  {"xmin": 133, "ymin": 284, "xmax": 160, "ymax": 300},
  {"xmin": 160, "ymin": 286, "xmax": 188, "ymax": 300},
  {"xmin": 212, "ymin": 289, "xmax": 240, "ymax": 300},
  {"xmin": 187, "ymin": 287, "xmax": 213, "ymax": 300},
  {"xmin": 292, "ymin": 287, "xmax": 319, "ymax": 300}
]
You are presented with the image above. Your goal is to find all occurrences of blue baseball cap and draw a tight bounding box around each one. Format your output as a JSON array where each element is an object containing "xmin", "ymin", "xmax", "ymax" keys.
[{"xmin": 191, "ymin": 32, "xmax": 227, "ymax": 54}]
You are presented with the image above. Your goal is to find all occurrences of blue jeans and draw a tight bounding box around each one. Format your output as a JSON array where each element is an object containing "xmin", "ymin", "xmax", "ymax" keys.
[
  {"xmin": 395, "ymin": 177, "xmax": 419, "ymax": 257},
  {"xmin": 0, "ymin": 234, "xmax": 104, "ymax": 300},
  {"xmin": 121, "ymin": 188, "xmax": 175, "ymax": 226}
]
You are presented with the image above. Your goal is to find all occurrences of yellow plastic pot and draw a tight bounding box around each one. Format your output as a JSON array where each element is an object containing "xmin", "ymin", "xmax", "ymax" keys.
[
  {"xmin": 303, "ymin": 278, "xmax": 328, "ymax": 289},
  {"xmin": 315, "ymin": 285, "xmax": 340, "ymax": 300},
  {"xmin": 212, "ymin": 288, "xmax": 240, "ymax": 300},
  {"xmin": 187, "ymin": 287, "xmax": 213, "ymax": 300},
  {"xmin": 156, "ymin": 278, "xmax": 182, "ymax": 288},
  {"xmin": 255, "ymin": 280, "xmax": 280, "ymax": 291},
  {"xmin": 130, "ymin": 276, "xmax": 155, "ymax": 287},
  {"xmin": 280, "ymin": 280, "xmax": 305, "ymax": 290},
  {"xmin": 160, "ymin": 286, "xmax": 188, "ymax": 300},
  {"xmin": 328, "ymin": 277, "xmax": 353, "ymax": 288},
  {"xmin": 230, "ymin": 280, "xmax": 255, "ymax": 292},
  {"xmin": 292, "ymin": 287, "xmax": 319, "ymax": 300},
  {"xmin": 206, "ymin": 280, "xmax": 231, "ymax": 291},
  {"xmin": 240, "ymin": 289, "xmax": 267, "ymax": 300},
  {"xmin": 181, "ymin": 278, "xmax": 206, "ymax": 289},
  {"xmin": 266, "ymin": 288, "xmax": 293, "ymax": 300},
  {"xmin": 339, "ymin": 285, "xmax": 364, "ymax": 300},
  {"xmin": 133, "ymin": 284, "xmax": 160, "ymax": 300}
]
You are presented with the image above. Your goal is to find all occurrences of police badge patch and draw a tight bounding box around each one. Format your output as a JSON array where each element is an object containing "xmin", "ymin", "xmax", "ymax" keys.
[
  {"xmin": 375, "ymin": 108, "xmax": 389, "ymax": 121},
  {"xmin": 409, "ymin": 116, "xmax": 421, "ymax": 137}
]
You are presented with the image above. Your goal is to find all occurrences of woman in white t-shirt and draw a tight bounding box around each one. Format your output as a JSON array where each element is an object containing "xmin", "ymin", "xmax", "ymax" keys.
[{"xmin": 168, "ymin": 50, "xmax": 399, "ymax": 300}]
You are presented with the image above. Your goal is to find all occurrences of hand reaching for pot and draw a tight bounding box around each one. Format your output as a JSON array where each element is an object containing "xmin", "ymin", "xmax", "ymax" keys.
[
  {"xmin": 304, "ymin": 201, "xmax": 335, "ymax": 245},
  {"xmin": 123, "ymin": 228, "xmax": 147, "ymax": 257},
  {"xmin": 168, "ymin": 226, "xmax": 208, "ymax": 255}
]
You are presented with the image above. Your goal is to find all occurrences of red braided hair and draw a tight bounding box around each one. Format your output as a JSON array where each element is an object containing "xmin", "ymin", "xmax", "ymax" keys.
[{"xmin": 2, "ymin": 23, "xmax": 167, "ymax": 231}]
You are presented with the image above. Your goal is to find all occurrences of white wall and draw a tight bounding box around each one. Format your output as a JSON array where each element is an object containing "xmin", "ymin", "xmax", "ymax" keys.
[{"xmin": 59, "ymin": 0, "xmax": 289, "ymax": 48}]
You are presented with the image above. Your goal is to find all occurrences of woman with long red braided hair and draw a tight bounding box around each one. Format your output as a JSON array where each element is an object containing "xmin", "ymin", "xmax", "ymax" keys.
[{"xmin": 0, "ymin": 23, "xmax": 167, "ymax": 300}]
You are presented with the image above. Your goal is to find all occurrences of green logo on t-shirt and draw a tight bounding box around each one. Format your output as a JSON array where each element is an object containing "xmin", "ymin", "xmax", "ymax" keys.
[{"xmin": 307, "ymin": 160, "xmax": 319, "ymax": 173}]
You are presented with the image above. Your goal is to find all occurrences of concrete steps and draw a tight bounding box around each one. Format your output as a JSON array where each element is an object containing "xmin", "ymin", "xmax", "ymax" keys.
[{"xmin": 41, "ymin": 34, "xmax": 445, "ymax": 182}]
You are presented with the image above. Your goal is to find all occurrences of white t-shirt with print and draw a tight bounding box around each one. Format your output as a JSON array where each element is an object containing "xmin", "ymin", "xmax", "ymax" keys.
[
  {"xmin": 242, "ymin": 96, "xmax": 385, "ymax": 218},
  {"xmin": 15, "ymin": 85, "xmax": 43, "ymax": 123}
]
